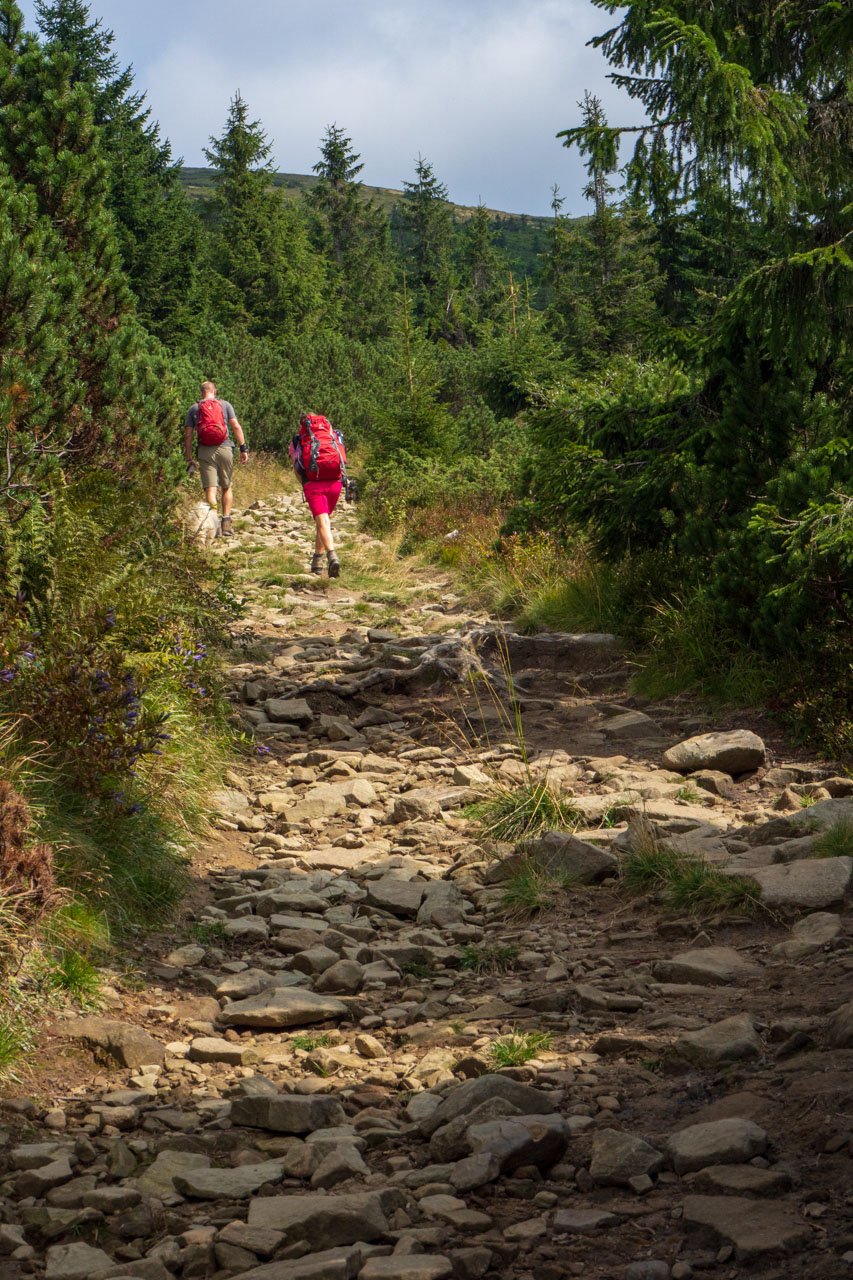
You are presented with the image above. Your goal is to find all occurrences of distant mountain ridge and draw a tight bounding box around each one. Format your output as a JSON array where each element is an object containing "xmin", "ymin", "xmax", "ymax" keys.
[{"xmin": 179, "ymin": 166, "xmax": 554, "ymax": 229}]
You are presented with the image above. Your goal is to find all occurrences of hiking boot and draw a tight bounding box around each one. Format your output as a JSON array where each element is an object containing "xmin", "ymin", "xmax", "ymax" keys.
[
  {"xmin": 220, "ymin": 515, "xmax": 233, "ymax": 537},
  {"xmin": 310, "ymin": 553, "xmax": 325, "ymax": 575},
  {"xmin": 327, "ymin": 551, "xmax": 341, "ymax": 578}
]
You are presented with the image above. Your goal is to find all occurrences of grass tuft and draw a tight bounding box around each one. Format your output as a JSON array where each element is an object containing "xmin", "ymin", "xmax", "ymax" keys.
[
  {"xmin": 467, "ymin": 780, "xmax": 581, "ymax": 844},
  {"xmin": 460, "ymin": 943, "xmax": 519, "ymax": 974},
  {"xmin": 619, "ymin": 835, "xmax": 764, "ymax": 916},
  {"xmin": 500, "ymin": 857, "xmax": 577, "ymax": 917},
  {"xmin": 812, "ymin": 817, "xmax": 853, "ymax": 859},
  {"xmin": 292, "ymin": 1032, "xmax": 332, "ymax": 1052},
  {"xmin": 489, "ymin": 1029, "xmax": 553, "ymax": 1067}
]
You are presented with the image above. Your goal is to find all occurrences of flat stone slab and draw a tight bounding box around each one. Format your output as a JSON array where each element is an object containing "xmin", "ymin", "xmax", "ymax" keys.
[
  {"xmin": 364, "ymin": 875, "xmax": 427, "ymax": 916},
  {"xmin": 675, "ymin": 1014, "xmax": 762, "ymax": 1066},
  {"xmin": 231, "ymin": 1094, "xmax": 346, "ymax": 1133},
  {"xmin": 247, "ymin": 1191, "xmax": 388, "ymax": 1247},
  {"xmin": 135, "ymin": 1151, "xmax": 210, "ymax": 1198},
  {"xmin": 524, "ymin": 831, "xmax": 617, "ymax": 884},
  {"xmin": 744, "ymin": 857, "xmax": 853, "ymax": 909},
  {"xmin": 682, "ymin": 1195, "xmax": 811, "ymax": 1259},
  {"xmin": 218, "ymin": 989, "xmax": 347, "ymax": 1029},
  {"xmin": 662, "ymin": 730, "xmax": 765, "ymax": 775},
  {"xmin": 237, "ymin": 1246, "xmax": 364, "ymax": 1280},
  {"xmin": 772, "ymin": 911, "xmax": 842, "ymax": 960},
  {"xmin": 421, "ymin": 1075, "xmax": 558, "ymax": 1137},
  {"xmin": 553, "ymin": 1208, "xmax": 619, "ymax": 1233},
  {"xmin": 265, "ymin": 698, "xmax": 314, "ymax": 724},
  {"xmin": 590, "ymin": 1129, "xmax": 664, "ymax": 1186},
  {"xmin": 360, "ymin": 1258, "xmax": 453, "ymax": 1280},
  {"xmin": 667, "ymin": 1118, "xmax": 767, "ymax": 1174},
  {"xmin": 61, "ymin": 1018, "xmax": 164, "ymax": 1068},
  {"xmin": 45, "ymin": 1243, "xmax": 115, "ymax": 1280},
  {"xmin": 653, "ymin": 947, "xmax": 762, "ymax": 987},
  {"xmin": 173, "ymin": 1159, "xmax": 286, "ymax": 1198},
  {"xmin": 688, "ymin": 1164, "xmax": 792, "ymax": 1196}
]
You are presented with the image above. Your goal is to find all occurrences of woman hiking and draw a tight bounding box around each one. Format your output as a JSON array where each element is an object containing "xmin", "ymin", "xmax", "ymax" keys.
[{"xmin": 289, "ymin": 411, "xmax": 348, "ymax": 577}]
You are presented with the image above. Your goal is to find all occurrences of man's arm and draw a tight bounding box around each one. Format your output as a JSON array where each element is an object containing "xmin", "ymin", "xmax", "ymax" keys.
[
  {"xmin": 229, "ymin": 414, "xmax": 249, "ymax": 462},
  {"xmin": 184, "ymin": 420, "xmax": 194, "ymax": 464}
]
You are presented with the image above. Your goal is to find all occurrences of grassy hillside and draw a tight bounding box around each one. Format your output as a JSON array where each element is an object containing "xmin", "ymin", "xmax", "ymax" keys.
[{"xmin": 179, "ymin": 167, "xmax": 563, "ymax": 280}]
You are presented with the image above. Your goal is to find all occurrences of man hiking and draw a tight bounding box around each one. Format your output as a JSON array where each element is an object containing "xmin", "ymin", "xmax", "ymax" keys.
[{"xmin": 185, "ymin": 381, "xmax": 248, "ymax": 537}]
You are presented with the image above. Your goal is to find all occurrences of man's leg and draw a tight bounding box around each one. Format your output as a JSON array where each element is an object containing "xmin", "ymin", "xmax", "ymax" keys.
[
  {"xmin": 204, "ymin": 485, "xmax": 218, "ymax": 508},
  {"xmin": 218, "ymin": 447, "xmax": 235, "ymax": 535}
]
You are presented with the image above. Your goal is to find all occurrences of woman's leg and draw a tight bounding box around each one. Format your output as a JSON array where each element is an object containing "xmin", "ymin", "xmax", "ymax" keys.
[{"xmin": 314, "ymin": 512, "xmax": 334, "ymax": 553}]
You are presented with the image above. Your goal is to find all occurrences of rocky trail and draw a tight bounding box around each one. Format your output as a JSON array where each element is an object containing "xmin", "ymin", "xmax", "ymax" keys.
[{"xmin": 5, "ymin": 490, "xmax": 853, "ymax": 1280}]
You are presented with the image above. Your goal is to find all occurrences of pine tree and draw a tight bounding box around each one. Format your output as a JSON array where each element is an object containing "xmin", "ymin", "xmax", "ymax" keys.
[
  {"xmin": 204, "ymin": 93, "xmax": 323, "ymax": 339},
  {"xmin": 308, "ymin": 124, "xmax": 394, "ymax": 340}
]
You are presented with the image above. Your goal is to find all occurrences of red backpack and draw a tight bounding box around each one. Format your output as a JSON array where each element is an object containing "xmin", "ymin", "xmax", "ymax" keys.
[
  {"xmin": 196, "ymin": 399, "xmax": 228, "ymax": 446},
  {"xmin": 295, "ymin": 414, "xmax": 347, "ymax": 482}
]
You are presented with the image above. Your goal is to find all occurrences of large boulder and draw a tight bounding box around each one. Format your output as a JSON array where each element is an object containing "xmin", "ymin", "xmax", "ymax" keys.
[{"xmin": 662, "ymin": 731, "xmax": 765, "ymax": 775}]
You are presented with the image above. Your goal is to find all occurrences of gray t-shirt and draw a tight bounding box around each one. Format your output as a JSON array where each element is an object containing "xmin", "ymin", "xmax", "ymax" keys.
[{"xmin": 186, "ymin": 399, "xmax": 237, "ymax": 448}]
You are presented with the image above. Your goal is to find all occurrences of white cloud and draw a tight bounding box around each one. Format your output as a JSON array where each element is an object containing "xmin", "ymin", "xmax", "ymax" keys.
[{"xmin": 18, "ymin": 0, "xmax": 645, "ymax": 215}]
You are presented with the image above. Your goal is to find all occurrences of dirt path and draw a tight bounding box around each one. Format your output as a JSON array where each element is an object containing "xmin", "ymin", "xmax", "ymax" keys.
[{"xmin": 5, "ymin": 490, "xmax": 853, "ymax": 1280}]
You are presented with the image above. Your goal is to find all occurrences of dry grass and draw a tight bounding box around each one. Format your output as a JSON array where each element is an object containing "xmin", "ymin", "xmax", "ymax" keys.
[{"xmin": 234, "ymin": 453, "xmax": 299, "ymax": 508}]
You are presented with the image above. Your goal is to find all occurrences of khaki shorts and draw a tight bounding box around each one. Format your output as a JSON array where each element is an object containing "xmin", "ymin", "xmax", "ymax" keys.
[{"xmin": 198, "ymin": 443, "xmax": 234, "ymax": 491}]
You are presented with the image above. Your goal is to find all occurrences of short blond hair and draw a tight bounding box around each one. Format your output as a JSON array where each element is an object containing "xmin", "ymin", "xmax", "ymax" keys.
[{"xmin": 201, "ymin": 380, "xmax": 216, "ymax": 396}]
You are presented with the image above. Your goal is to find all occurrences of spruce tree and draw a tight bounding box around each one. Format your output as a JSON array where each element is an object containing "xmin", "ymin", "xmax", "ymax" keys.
[
  {"xmin": 0, "ymin": 0, "xmax": 179, "ymax": 496},
  {"xmin": 459, "ymin": 205, "xmax": 509, "ymax": 333},
  {"xmin": 308, "ymin": 124, "xmax": 394, "ymax": 340},
  {"xmin": 205, "ymin": 93, "xmax": 323, "ymax": 338},
  {"xmin": 34, "ymin": 0, "xmax": 207, "ymax": 340},
  {"xmin": 400, "ymin": 156, "xmax": 464, "ymax": 342},
  {"xmin": 550, "ymin": 94, "xmax": 660, "ymax": 360}
]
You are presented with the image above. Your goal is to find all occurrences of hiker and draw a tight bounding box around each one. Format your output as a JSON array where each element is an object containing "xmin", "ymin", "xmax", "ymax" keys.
[
  {"xmin": 289, "ymin": 412, "xmax": 348, "ymax": 578},
  {"xmin": 185, "ymin": 381, "xmax": 249, "ymax": 537}
]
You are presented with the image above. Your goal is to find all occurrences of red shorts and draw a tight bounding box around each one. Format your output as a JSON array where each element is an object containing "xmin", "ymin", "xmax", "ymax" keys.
[{"xmin": 303, "ymin": 479, "xmax": 342, "ymax": 518}]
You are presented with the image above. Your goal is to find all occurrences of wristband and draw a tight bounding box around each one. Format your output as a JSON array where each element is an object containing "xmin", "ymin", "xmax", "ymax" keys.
[{"xmin": 239, "ymin": 444, "xmax": 248, "ymax": 453}]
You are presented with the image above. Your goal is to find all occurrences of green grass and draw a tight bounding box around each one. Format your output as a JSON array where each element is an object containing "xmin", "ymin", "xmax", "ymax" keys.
[
  {"xmin": 489, "ymin": 1029, "xmax": 553, "ymax": 1067},
  {"xmin": 45, "ymin": 951, "xmax": 103, "ymax": 1006},
  {"xmin": 500, "ymin": 857, "xmax": 577, "ymax": 917},
  {"xmin": 466, "ymin": 779, "xmax": 581, "ymax": 844},
  {"xmin": 291, "ymin": 1032, "xmax": 332, "ymax": 1052},
  {"xmin": 187, "ymin": 920, "xmax": 226, "ymax": 943},
  {"xmin": 460, "ymin": 943, "xmax": 519, "ymax": 974},
  {"xmin": 400, "ymin": 960, "xmax": 433, "ymax": 980},
  {"xmin": 619, "ymin": 841, "xmax": 764, "ymax": 916},
  {"xmin": 676, "ymin": 784, "xmax": 702, "ymax": 803},
  {"xmin": 812, "ymin": 817, "xmax": 853, "ymax": 858}
]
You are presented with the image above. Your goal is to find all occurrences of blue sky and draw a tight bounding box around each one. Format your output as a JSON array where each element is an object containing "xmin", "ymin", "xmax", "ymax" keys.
[{"xmin": 18, "ymin": 0, "xmax": 641, "ymax": 217}]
